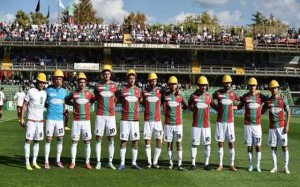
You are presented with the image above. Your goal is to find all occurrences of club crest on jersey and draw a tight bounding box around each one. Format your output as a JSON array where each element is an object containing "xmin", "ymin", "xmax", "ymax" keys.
[
  {"xmin": 196, "ymin": 103, "xmax": 208, "ymax": 109},
  {"xmin": 100, "ymin": 91, "xmax": 113, "ymax": 97},
  {"xmin": 147, "ymin": 96, "xmax": 159, "ymax": 103},
  {"xmin": 249, "ymin": 103, "xmax": 260, "ymax": 109},
  {"xmin": 76, "ymin": 98, "xmax": 89, "ymax": 104},
  {"xmin": 270, "ymin": 107, "xmax": 282, "ymax": 114},
  {"xmin": 125, "ymin": 96, "xmax": 138, "ymax": 102},
  {"xmin": 168, "ymin": 101, "xmax": 179, "ymax": 107},
  {"xmin": 221, "ymin": 99, "xmax": 232, "ymax": 105}
]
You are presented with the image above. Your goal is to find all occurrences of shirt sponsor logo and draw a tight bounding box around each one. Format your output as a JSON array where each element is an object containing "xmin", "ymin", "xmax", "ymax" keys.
[
  {"xmin": 125, "ymin": 96, "xmax": 138, "ymax": 102},
  {"xmin": 218, "ymin": 94, "xmax": 225, "ymax": 98},
  {"xmin": 165, "ymin": 97, "xmax": 171, "ymax": 101},
  {"xmin": 270, "ymin": 107, "xmax": 282, "ymax": 114},
  {"xmin": 100, "ymin": 91, "xmax": 113, "ymax": 97},
  {"xmin": 144, "ymin": 92, "xmax": 151, "ymax": 96},
  {"xmin": 123, "ymin": 92, "xmax": 130, "ymax": 96},
  {"xmin": 76, "ymin": 98, "xmax": 89, "ymax": 104},
  {"xmin": 248, "ymin": 103, "xmax": 260, "ymax": 109},
  {"xmin": 221, "ymin": 99, "xmax": 232, "ymax": 105},
  {"xmin": 168, "ymin": 101, "xmax": 179, "ymax": 107},
  {"xmin": 50, "ymin": 99, "xmax": 64, "ymax": 105},
  {"xmin": 196, "ymin": 103, "xmax": 208, "ymax": 109},
  {"xmin": 246, "ymin": 99, "xmax": 253, "ymax": 103},
  {"xmin": 49, "ymin": 93, "xmax": 57, "ymax": 97},
  {"xmin": 147, "ymin": 96, "xmax": 159, "ymax": 103},
  {"xmin": 98, "ymin": 86, "xmax": 105, "ymax": 89}
]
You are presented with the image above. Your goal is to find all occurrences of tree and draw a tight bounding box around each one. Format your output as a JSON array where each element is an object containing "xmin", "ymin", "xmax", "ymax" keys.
[
  {"xmin": 30, "ymin": 12, "xmax": 48, "ymax": 25},
  {"xmin": 14, "ymin": 10, "xmax": 31, "ymax": 28},
  {"xmin": 61, "ymin": 0, "xmax": 103, "ymax": 24},
  {"xmin": 123, "ymin": 11, "xmax": 147, "ymax": 31},
  {"xmin": 251, "ymin": 11, "xmax": 266, "ymax": 25}
]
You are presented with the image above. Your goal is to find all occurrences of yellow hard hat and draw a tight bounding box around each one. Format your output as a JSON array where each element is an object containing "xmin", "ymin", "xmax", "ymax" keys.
[
  {"xmin": 222, "ymin": 75, "xmax": 232, "ymax": 83},
  {"xmin": 148, "ymin": 72, "xmax": 158, "ymax": 81},
  {"xmin": 168, "ymin": 76, "xmax": 178, "ymax": 84},
  {"xmin": 269, "ymin": 80, "xmax": 279, "ymax": 88},
  {"xmin": 53, "ymin": 69, "xmax": 64, "ymax": 77},
  {"xmin": 77, "ymin": 72, "xmax": 87, "ymax": 81},
  {"xmin": 102, "ymin": 64, "xmax": 112, "ymax": 72},
  {"xmin": 197, "ymin": 76, "xmax": 208, "ymax": 85},
  {"xmin": 126, "ymin": 69, "xmax": 136, "ymax": 77},
  {"xmin": 248, "ymin": 77, "xmax": 257, "ymax": 85},
  {"xmin": 37, "ymin": 73, "xmax": 47, "ymax": 82}
]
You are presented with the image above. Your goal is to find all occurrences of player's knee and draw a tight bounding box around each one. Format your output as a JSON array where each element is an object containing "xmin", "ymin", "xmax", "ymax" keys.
[
  {"xmin": 282, "ymin": 146, "xmax": 288, "ymax": 152},
  {"xmin": 255, "ymin": 146, "xmax": 261, "ymax": 152},
  {"xmin": 84, "ymin": 140, "xmax": 90, "ymax": 144},
  {"xmin": 96, "ymin": 136, "xmax": 103, "ymax": 141},
  {"xmin": 57, "ymin": 137, "xmax": 63, "ymax": 144},
  {"xmin": 228, "ymin": 142, "xmax": 234, "ymax": 149},
  {"xmin": 271, "ymin": 147, "xmax": 277, "ymax": 151},
  {"xmin": 247, "ymin": 146, "xmax": 253, "ymax": 152}
]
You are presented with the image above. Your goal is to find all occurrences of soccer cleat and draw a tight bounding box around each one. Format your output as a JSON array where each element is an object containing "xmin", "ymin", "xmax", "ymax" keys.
[
  {"xmin": 230, "ymin": 166, "xmax": 238, "ymax": 171},
  {"xmin": 86, "ymin": 163, "xmax": 92, "ymax": 170},
  {"xmin": 107, "ymin": 163, "xmax": 116, "ymax": 170},
  {"xmin": 284, "ymin": 167, "xmax": 290, "ymax": 174},
  {"xmin": 190, "ymin": 165, "xmax": 197, "ymax": 170},
  {"xmin": 270, "ymin": 167, "xmax": 277, "ymax": 173},
  {"xmin": 168, "ymin": 164, "xmax": 173, "ymax": 170},
  {"xmin": 32, "ymin": 163, "xmax": 41, "ymax": 169},
  {"xmin": 257, "ymin": 166, "xmax": 261, "ymax": 173},
  {"xmin": 152, "ymin": 164, "xmax": 160, "ymax": 169},
  {"xmin": 216, "ymin": 165, "xmax": 223, "ymax": 172},
  {"xmin": 248, "ymin": 165, "xmax": 253, "ymax": 172},
  {"xmin": 95, "ymin": 162, "xmax": 101, "ymax": 170},
  {"xmin": 44, "ymin": 163, "xmax": 50, "ymax": 169},
  {"xmin": 56, "ymin": 161, "xmax": 64, "ymax": 168},
  {"xmin": 146, "ymin": 163, "xmax": 152, "ymax": 169},
  {"xmin": 69, "ymin": 163, "xmax": 76, "ymax": 169},
  {"xmin": 131, "ymin": 165, "xmax": 142, "ymax": 170},
  {"xmin": 64, "ymin": 127, "xmax": 71, "ymax": 131},
  {"xmin": 26, "ymin": 164, "xmax": 33, "ymax": 171},
  {"xmin": 178, "ymin": 165, "xmax": 184, "ymax": 171},
  {"xmin": 204, "ymin": 165, "xmax": 211, "ymax": 171},
  {"xmin": 118, "ymin": 165, "xmax": 125, "ymax": 171}
]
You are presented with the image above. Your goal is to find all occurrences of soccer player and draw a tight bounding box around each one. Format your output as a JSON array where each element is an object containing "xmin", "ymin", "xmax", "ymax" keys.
[
  {"xmin": 0, "ymin": 87, "xmax": 5, "ymax": 119},
  {"xmin": 20, "ymin": 73, "xmax": 47, "ymax": 170},
  {"xmin": 212, "ymin": 75, "xmax": 240, "ymax": 171},
  {"xmin": 116, "ymin": 69, "xmax": 143, "ymax": 171},
  {"xmin": 94, "ymin": 64, "xmax": 118, "ymax": 170},
  {"xmin": 142, "ymin": 72, "xmax": 163, "ymax": 169},
  {"xmin": 162, "ymin": 76, "xmax": 188, "ymax": 171},
  {"xmin": 65, "ymin": 72, "xmax": 95, "ymax": 170},
  {"xmin": 14, "ymin": 86, "xmax": 26, "ymax": 123},
  {"xmin": 188, "ymin": 76, "xmax": 214, "ymax": 171},
  {"xmin": 44, "ymin": 69, "xmax": 68, "ymax": 169},
  {"xmin": 237, "ymin": 77, "xmax": 267, "ymax": 172},
  {"xmin": 262, "ymin": 80, "xmax": 291, "ymax": 174}
]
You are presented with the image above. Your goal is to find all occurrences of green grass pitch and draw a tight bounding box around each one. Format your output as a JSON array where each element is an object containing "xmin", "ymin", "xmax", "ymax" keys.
[{"xmin": 0, "ymin": 111, "xmax": 300, "ymax": 187}]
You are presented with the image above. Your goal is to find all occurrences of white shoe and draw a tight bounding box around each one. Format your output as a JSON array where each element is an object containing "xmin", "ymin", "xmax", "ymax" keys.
[
  {"xmin": 107, "ymin": 163, "xmax": 116, "ymax": 170},
  {"xmin": 284, "ymin": 167, "xmax": 290, "ymax": 174},
  {"xmin": 270, "ymin": 167, "xmax": 277, "ymax": 173},
  {"xmin": 95, "ymin": 162, "xmax": 101, "ymax": 170}
]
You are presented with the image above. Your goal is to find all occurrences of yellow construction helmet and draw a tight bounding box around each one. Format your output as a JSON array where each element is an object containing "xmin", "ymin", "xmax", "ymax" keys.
[
  {"xmin": 77, "ymin": 72, "xmax": 87, "ymax": 81},
  {"xmin": 148, "ymin": 72, "xmax": 158, "ymax": 81},
  {"xmin": 198, "ymin": 76, "xmax": 208, "ymax": 85},
  {"xmin": 37, "ymin": 73, "xmax": 47, "ymax": 82},
  {"xmin": 168, "ymin": 76, "xmax": 178, "ymax": 84},
  {"xmin": 126, "ymin": 69, "xmax": 136, "ymax": 77},
  {"xmin": 269, "ymin": 80, "xmax": 279, "ymax": 88},
  {"xmin": 53, "ymin": 69, "xmax": 64, "ymax": 77},
  {"xmin": 102, "ymin": 64, "xmax": 112, "ymax": 72},
  {"xmin": 248, "ymin": 77, "xmax": 257, "ymax": 85},
  {"xmin": 222, "ymin": 75, "xmax": 232, "ymax": 83}
]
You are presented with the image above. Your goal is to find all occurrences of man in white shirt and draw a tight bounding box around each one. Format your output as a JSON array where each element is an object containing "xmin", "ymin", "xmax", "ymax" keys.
[
  {"xmin": 20, "ymin": 73, "xmax": 47, "ymax": 170},
  {"xmin": 0, "ymin": 87, "xmax": 5, "ymax": 119},
  {"xmin": 14, "ymin": 86, "xmax": 26, "ymax": 122}
]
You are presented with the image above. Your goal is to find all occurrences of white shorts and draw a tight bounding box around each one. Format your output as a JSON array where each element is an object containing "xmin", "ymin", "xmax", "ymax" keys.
[
  {"xmin": 120, "ymin": 121, "xmax": 140, "ymax": 141},
  {"xmin": 46, "ymin": 120, "xmax": 65, "ymax": 137},
  {"xmin": 71, "ymin": 120, "xmax": 92, "ymax": 141},
  {"xmin": 164, "ymin": 125, "xmax": 183, "ymax": 143},
  {"xmin": 94, "ymin": 115, "xmax": 117, "ymax": 137},
  {"xmin": 215, "ymin": 122, "xmax": 235, "ymax": 143},
  {"xmin": 244, "ymin": 125, "xmax": 262, "ymax": 146},
  {"xmin": 191, "ymin": 127, "xmax": 211, "ymax": 146},
  {"xmin": 25, "ymin": 121, "xmax": 44, "ymax": 141},
  {"xmin": 143, "ymin": 121, "xmax": 163, "ymax": 140},
  {"xmin": 268, "ymin": 127, "xmax": 288, "ymax": 147}
]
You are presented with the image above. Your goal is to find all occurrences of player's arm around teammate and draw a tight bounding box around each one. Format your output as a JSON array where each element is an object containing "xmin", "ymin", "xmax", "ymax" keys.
[
  {"xmin": 94, "ymin": 64, "xmax": 118, "ymax": 170},
  {"xmin": 20, "ymin": 73, "xmax": 47, "ymax": 170},
  {"xmin": 65, "ymin": 72, "xmax": 96, "ymax": 170},
  {"xmin": 163, "ymin": 76, "xmax": 188, "ymax": 171},
  {"xmin": 142, "ymin": 73, "xmax": 163, "ymax": 169},
  {"xmin": 44, "ymin": 69, "xmax": 68, "ymax": 169},
  {"xmin": 188, "ymin": 76, "xmax": 212, "ymax": 171}
]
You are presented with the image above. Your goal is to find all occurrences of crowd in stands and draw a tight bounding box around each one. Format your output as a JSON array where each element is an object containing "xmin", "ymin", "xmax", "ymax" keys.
[{"xmin": 1, "ymin": 21, "xmax": 300, "ymax": 45}]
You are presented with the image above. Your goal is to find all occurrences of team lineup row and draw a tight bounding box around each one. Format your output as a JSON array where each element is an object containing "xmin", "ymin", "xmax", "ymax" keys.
[{"xmin": 17, "ymin": 65, "xmax": 290, "ymax": 174}]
